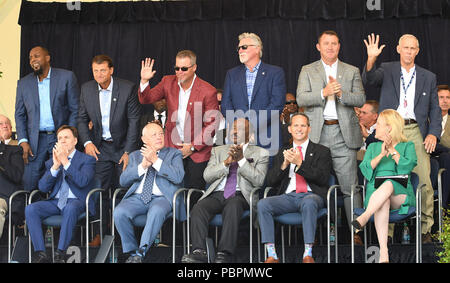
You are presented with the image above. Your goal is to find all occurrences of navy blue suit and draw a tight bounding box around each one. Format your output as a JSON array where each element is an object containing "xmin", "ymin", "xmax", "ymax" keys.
[
  {"xmin": 25, "ymin": 150, "xmax": 96, "ymax": 252},
  {"xmin": 222, "ymin": 61, "xmax": 286, "ymax": 155},
  {"xmin": 113, "ymin": 147, "xmax": 185, "ymax": 253},
  {"xmin": 15, "ymin": 68, "xmax": 80, "ymax": 191}
]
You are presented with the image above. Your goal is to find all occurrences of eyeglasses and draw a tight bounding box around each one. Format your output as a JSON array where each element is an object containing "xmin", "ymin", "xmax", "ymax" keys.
[
  {"xmin": 236, "ymin": 44, "xmax": 256, "ymax": 52},
  {"xmin": 174, "ymin": 65, "xmax": 194, "ymax": 72},
  {"xmin": 285, "ymin": 100, "xmax": 297, "ymax": 105}
]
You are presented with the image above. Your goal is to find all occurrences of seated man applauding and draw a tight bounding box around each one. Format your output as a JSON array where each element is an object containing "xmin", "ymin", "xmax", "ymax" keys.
[
  {"xmin": 258, "ymin": 113, "xmax": 332, "ymax": 263},
  {"xmin": 25, "ymin": 125, "xmax": 96, "ymax": 263},
  {"xmin": 113, "ymin": 121, "xmax": 185, "ymax": 263},
  {"xmin": 182, "ymin": 118, "xmax": 269, "ymax": 263}
]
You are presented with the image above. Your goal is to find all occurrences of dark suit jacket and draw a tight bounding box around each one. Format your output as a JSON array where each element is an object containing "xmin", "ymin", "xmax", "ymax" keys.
[
  {"xmin": 138, "ymin": 75, "xmax": 219, "ymax": 163},
  {"xmin": 0, "ymin": 143, "xmax": 24, "ymax": 216},
  {"xmin": 266, "ymin": 141, "xmax": 332, "ymax": 202},
  {"xmin": 119, "ymin": 147, "xmax": 186, "ymax": 221},
  {"xmin": 78, "ymin": 77, "xmax": 141, "ymax": 156},
  {"xmin": 362, "ymin": 61, "xmax": 441, "ymax": 140},
  {"xmin": 38, "ymin": 150, "xmax": 97, "ymax": 215},
  {"xmin": 15, "ymin": 68, "xmax": 79, "ymax": 157},
  {"xmin": 221, "ymin": 61, "xmax": 286, "ymax": 153}
]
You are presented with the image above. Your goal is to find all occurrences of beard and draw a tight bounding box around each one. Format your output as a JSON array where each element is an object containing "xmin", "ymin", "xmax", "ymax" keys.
[
  {"xmin": 33, "ymin": 66, "xmax": 43, "ymax": 76},
  {"xmin": 239, "ymin": 53, "xmax": 248, "ymax": 64}
]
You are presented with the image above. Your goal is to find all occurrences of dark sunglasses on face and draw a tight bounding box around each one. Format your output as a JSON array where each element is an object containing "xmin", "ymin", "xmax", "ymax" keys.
[
  {"xmin": 174, "ymin": 65, "xmax": 194, "ymax": 72},
  {"xmin": 285, "ymin": 100, "xmax": 297, "ymax": 105},
  {"xmin": 236, "ymin": 44, "xmax": 256, "ymax": 52}
]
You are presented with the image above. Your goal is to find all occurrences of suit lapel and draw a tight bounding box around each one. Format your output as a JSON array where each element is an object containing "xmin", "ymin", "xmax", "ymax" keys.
[
  {"xmin": 336, "ymin": 61, "xmax": 345, "ymax": 82},
  {"xmin": 314, "ymin": 61, "xmax": 328, "ymax": 87},
  {"xmin": 238, "ymin": 66, "xmax": 249, "ymax": 108},
  {"xmin": 391, "ymin": 62, "xmax": 401, "ymax": 103},
  {"xmin": 414, "ymin": 66, "xmax": 425, "ymax": 108},
  {"xmin": 304, "ymin": 141, "xmax": 315, "ymax": 162},
  {"xmin": 250, "ymin": 62, "xmax": 265, "ymax": 106},
  {"xmin": 92, "ymin": 82, "xmax": 103, "ymax": 129},
  {"xmin": 109, "ymin": 78, "xmax": 119, "ymax": 126},
  {"xmin": 49, "ymin": 68, "xmax": 58, "ymax": 112},
  {"xmin": 29, "ymin": 75, "xmax": 40, "ymax": 112}
]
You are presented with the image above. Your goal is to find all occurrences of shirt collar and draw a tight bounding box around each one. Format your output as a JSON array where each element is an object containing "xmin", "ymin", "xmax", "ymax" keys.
[
  {"xmin": 38, "ymin": 67, "xmax": 52, "ymax": 82},
  {"xmin": 178, "ymin": 74, "xmax": 197, "ymax": 92},
  {"xmin": 401, "ymin": 65, "xmax": 416, "ymax": 75},
  {"xmin": 321, "ymin": 59, "xmax": 338, "ymax": 69},
  {"xmin": 293, "ymin": 139, "xmax": 309, "ymax": 151},
  {"xmin": 154, "ymin": 110, "xmax": 166, "ymax": 117},
  {"xmin": 4, "ymin": 138, "xmax": 12, "ymax": 145},
  {"xmin": 68, "ymin": 149, "xmax": 76, "ymax": 159},
  {"xmin": 246, "ymin": 60, "xmax": 261, "ymax": 73},
  {"xmin": 98, "ymin": 76, "xmax": 114, "ymax": 92}
]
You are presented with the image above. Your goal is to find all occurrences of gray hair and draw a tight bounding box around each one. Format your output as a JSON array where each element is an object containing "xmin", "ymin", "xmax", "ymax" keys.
[
  {"xmin": 238, "ymin": 32, "xmax": 263, "ymax": 58},
  {"xmin": 398, "ymin": 34, "xmax": 419, "ymax": 48}
]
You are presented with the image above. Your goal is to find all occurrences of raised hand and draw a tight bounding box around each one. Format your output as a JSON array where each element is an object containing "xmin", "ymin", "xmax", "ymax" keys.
[
  {"xmin": 140, "ymin": 58, "xmax": 157, "ymax": 84},
  {"xmin": 364, "ymin": 33, "xmax": 385, "ymax": 59},
  {"xmin": 364, "ymin": 33, "xmax": 385, "ymax": 71}
]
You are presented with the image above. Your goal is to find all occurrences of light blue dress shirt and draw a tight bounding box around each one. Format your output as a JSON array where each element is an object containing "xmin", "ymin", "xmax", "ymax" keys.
[
  {"xmin": 245, "ymin": 60, "xmax": 261, "ymax": 107},
  {"xmin": 98, "ymin": 77, "xmax": 113, "ymax": 141},
  {"xmin": 52, "ymin": 149, "xmax": 77, "ymax": 199},
  {"xmin": 38, "ymin": 68, "xmax": 55, "ymax": 132}
]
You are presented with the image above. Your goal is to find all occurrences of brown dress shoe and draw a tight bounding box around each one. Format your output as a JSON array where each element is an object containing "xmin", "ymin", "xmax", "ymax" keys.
[
  {"xmin": 264, "ymin": 256, "xmax": 280, "ymax": 263},
  {"xmin": 89, "ymin": 234, "xmax": 101, "ymax": 247},
  {"xmin": 422, "ymin": 232, "xmax": 433, "ymax": 244},
  {"xmin": 302, "ymin": 256, "xmax": 315, "ymax": 263}
]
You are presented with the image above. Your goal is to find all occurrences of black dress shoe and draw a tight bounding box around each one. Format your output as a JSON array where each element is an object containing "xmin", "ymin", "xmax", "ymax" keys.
[
  {"xmin": 181, "ymin": 249, "xmax": 208, "ymax": 263},
  {"xmin": 32, "ymin": 251, "xmax": 50, "ymax": 263},
  {"xmin": 351, "ymin": 219, "xmax": 364, "ymax": 230},
  {"xmin": 214, "ymin": 251, "xmax": 233, "ymax": 263},
  {"xmin": 54, "ymin": 249, "xmax": 66, "ymax": 263}
]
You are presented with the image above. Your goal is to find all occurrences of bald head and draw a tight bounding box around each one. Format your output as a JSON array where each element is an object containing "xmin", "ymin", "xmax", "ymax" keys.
[
  {"xmin": 0, "ymin": 114, "xmax": 13, "ymax": 141},
  {"xmin": 142, "ymin": 122, "xmax": 165, "ymax": 150}
]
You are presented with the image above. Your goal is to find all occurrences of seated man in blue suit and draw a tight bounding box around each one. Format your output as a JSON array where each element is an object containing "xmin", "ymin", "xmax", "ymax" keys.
[
  {"xmin": 258, "ymin": 113, "xmax": 332, "ymax": 263},
  {"xmin": 25, "ymin": 125, "xmax": 96, "ymax": 263},
  {"xmin": 113, "ymin": 121, "xmax": 185, "ymax": 263}
]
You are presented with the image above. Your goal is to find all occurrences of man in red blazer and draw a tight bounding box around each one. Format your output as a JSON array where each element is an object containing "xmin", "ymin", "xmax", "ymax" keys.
[{"xmin": 139, "ymin": 50, "xmax": 220, "ymax": 189}]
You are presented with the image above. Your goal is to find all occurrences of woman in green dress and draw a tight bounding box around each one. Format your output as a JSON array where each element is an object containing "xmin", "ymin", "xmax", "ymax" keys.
[{"xmin": 352, "ymin": 109, "xmax": 417, "ymax": 263}]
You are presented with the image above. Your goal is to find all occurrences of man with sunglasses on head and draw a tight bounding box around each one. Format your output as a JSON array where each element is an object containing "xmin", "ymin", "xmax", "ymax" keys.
[
  {"xmin": 139, "ymin": 50, "xmax": 219, "ymax": 190},
  {"xmin": 222, "ymin": 33, "xmax": 286, "ymax": 156}
]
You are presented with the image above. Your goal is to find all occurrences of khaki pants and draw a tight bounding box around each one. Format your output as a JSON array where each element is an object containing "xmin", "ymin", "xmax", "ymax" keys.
[
  {"xmin": 0, "ymin": 198, "xmax": 7, "ymax": 239},
  {"xmin": 404, "ymin": 124, "xmax": 434, "ymax": 234}
]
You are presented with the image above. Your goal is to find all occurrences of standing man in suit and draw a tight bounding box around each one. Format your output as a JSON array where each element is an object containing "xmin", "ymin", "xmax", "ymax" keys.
[
  {"xmin": 297, "ymin": 30, "xmax": 365, "ymax": 234},
  {"xmin": 182, "ymin": 118, "xmax": 269, "ymax": 263},
  {"xmin": 0, "ymin": 115, "xmax": 24, "ymax": 239},
  {"xmin": 113, "ymin": 122, "xmax": 185, "ymax": 263},
  {"xmin": 221, "ymin": 32, "xmax": 286, "ymax": 156},
  {"xmin": 78, "ymin": 54, "xmax": 141, "ymax": 195},
  {"xmin": 362, "ymin": 34, "xmax": 441, "ymax": 242},
  {"xmin": 258, "ymin": 113, "xmax": 332, "ymax": 263},
  {"xmin": 15, "ymin": 46, "xmax": 79, "ymax": 191},
  {"xmin": 25, "ymin": 125, "xmax": 96, "ymax": 263},
  {"xmin": 139, "ymin": 50, "xmax": 219, "ymax": 190}
]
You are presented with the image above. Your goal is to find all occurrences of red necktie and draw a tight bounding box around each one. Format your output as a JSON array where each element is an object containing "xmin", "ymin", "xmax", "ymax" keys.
[{"xmin": 295, "ymin": 146, "xmax": 307, "ymax": 193}]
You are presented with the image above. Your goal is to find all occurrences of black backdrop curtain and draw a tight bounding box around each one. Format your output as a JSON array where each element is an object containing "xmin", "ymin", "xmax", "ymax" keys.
[{"xmin": 19, "ymin": 0, "xmax": 450, "ymax": 101}]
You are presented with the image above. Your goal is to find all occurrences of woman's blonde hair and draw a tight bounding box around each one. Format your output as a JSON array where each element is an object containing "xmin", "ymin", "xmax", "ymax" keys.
[{"xmin": 378, "ymin": 109, "xmax": 407, "ymax": 143}]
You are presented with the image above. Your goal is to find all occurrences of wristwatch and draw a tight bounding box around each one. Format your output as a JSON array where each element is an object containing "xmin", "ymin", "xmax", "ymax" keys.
[
  {"xmin": 190, "ymin": 146, "xmax": 195, "ymax": 152},
  {"xmin": 391, "ymin": 151, "xmax": 397, "ymax": 156}
]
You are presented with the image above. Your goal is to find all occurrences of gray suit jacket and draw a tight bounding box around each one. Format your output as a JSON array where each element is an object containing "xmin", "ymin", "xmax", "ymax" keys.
[
  {"xmin": 202, "ymin": 144, "xmax": 269, "ymax": 212},
  {"xmin": 296, "ymin": 60, "xmax": 365, "ymax": 149}
]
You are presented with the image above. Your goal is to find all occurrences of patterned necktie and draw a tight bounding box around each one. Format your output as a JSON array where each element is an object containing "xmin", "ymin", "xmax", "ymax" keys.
[
  {"xmin": 295, "ymin": 146, "xmax": 307, "ymax": 193},
  {"xmin": 141, "ymin": 167, "xmax": 156, "ymax": 204},
  {"xmin": 57, "ymin": 158, "xmax": 71, "ymax": 210},
  {"xmin": 223, "ymin": 162, "xmax": 238, "ymax": 199}
]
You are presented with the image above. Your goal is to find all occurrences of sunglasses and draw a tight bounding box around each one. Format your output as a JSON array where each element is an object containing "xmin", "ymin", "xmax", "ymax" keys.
[
  {"xmin": 236, "ymin": 44, "xmax": 256, "ymax": 52},
  {"xmin": 285, "ymin": 100, "xmax": 297, "ymax": 105},
  {"xmin": 174, "ymin": 65, "xmax": 194, "ymax": 72}
]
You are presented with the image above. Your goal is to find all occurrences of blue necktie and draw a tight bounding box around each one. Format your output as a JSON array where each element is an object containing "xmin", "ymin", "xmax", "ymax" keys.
[
  {"xmin": 57, "ymin": 158, "xmax": 71, "ymax": 210},
  {"xmin": 141, "ymin": 167, "xmax": 156, "ymax": 204}
]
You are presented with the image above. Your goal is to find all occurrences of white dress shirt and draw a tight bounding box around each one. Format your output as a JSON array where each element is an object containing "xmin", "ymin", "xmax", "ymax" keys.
[
  {"xmin": 176, "ymin": 74, "xmax": 197, "ymax": 142},
  {"xmin": 134, "ymin": 152, "xmax": 164, "ymax": 196},
  {"xmin": 285, "ymin": 139, "xmax": 312, "ymax": 194},
  {"xmin": 396, "ymin": 66, "xmax": 416, "ymax": 120},
  {"xmin": 320, "ymin": 60, "xmax": 339, "ymax": 120},
  {"xmin": 154, "ymin": 110, "xmax": 166, "ymax": 127}
]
